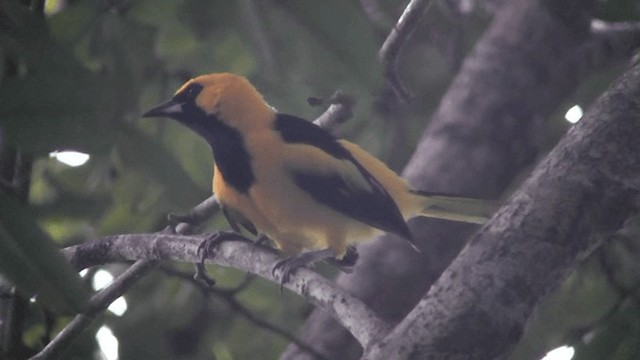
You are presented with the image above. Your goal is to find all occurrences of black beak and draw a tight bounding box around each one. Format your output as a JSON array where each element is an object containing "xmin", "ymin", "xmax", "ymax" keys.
[{"xmin": 142, "ymin": 99, "xmax": 184, "ymax": 118}]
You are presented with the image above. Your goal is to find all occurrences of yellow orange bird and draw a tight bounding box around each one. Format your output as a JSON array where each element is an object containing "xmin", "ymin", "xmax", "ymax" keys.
[{"xmin": 143, "ymin": 73, "xmax": 493, "ymax": 283}]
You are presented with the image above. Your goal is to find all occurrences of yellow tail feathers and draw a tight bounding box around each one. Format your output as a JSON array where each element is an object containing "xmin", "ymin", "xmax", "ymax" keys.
[{"xmin": 411, "ymin": 191, "xmax": 497, "ymax": 224}]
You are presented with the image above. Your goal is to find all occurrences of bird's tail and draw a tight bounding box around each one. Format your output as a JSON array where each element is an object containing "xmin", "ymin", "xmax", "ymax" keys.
[{"xmin": 410, "ymin": 190, "xmax": 497, "ymax": 225}]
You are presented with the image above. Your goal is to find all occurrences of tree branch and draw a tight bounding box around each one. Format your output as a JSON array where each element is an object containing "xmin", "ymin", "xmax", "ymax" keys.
[
  {"xmin": 378, "ymin": 0, "xmax": 436, "ymax": 101},
  {"xmin": 30, "ymin": 259, "xmax": 157, "ymax": 360},
  {"xmin": 31, "ymin": 193, "xmax": 219, "ymax": 359},
  {"xmin": 224, "ymin": 290, "xmax": 330, "ymax": 360},
  {"xmin": 364, "ymin": 48, "xmax": 640, "ymax": 360},
  {"xmin": 169, "ymin": 195, "xmax": 220, "ymax": 233},
  {"xmin": 160, "ymin": 266, "xmax": 329, "ymax": 359},
  {"xmin": 312, "ymin": 91, "xmax": 355, "ymax": 133},
  {"xmin": 61, "ymin": 233, "xmax": 391, "ymax": 349}
]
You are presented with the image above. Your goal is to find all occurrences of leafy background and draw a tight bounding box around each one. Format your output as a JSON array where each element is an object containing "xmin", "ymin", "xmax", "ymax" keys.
[{"xmin": 1, "ymin": 0, "xmax": 640, "ymax": 359}]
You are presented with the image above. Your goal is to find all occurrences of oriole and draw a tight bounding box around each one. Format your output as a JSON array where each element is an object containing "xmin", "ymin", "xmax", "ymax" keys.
[{"xmin": 143, "ymin": 73, "xmax": 494, "ymax": 283}]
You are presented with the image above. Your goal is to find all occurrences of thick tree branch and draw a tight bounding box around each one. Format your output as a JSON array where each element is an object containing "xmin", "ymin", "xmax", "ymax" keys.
[
  {"xmin": 61, "ymin": 233, "xmax": 391, "ymax": 348},
  {"xmin": 365, "ymin": 51, "xmax": 640, "ymax": 360}
]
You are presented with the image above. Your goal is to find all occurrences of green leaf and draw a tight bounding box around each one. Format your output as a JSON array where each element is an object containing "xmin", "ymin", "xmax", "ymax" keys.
[
  {"xmin": 0, "ymin": 192, "xmax": 90, "ymax": 314},
  {"xmin": 116, "ymin": 125, "xmax": 208, "ymax": 209},
  {"xmin": 0, "ymin": 71, "xmax": 118, "ymax": 155},
  {"xmin": 0, "ymin": 1, "xmax": 120, "ymax": 155}
]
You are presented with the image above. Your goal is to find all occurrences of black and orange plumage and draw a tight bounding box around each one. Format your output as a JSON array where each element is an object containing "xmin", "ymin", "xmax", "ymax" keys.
[{"xmin": 143, "ymin": 73, "xmax": 494, "ymax": 281}]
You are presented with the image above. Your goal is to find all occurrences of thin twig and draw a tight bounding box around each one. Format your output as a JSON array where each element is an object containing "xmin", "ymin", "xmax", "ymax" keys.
[
  {"xmin": 312, "ymin": 91, "xmax": 355, "ymax": 133},
  {"xmin": 224, "ymin": 296, "xmax": 330, "ymax": 360},
  {"xmin": 378, "ymin": 0, "xmax": 436, "ymax": 102},
  {"xmin": 30, "ymin": 259, "xmax": 157, "ymax": 360},
  {"xmin": 170, "ymin": 195, "xmax": 220, "ymax": 234},
  {"xmin": 160, "ymin": 266, "xmax": 328, "ymax": 359}
]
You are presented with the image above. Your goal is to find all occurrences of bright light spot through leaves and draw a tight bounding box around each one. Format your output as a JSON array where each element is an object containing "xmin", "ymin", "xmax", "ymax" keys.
[
  {"xmin": 564, "ymin": 105, "xmax": 583, "ymax": 124},
  {"xmin": 92, "ymin": 269, "xmax": 114, "ymax": 290},
  {"xmin": 92, "ymin": 269, "xmax": 128, "ymax": 316},
  {"xmin": 109, "ymin": 297, "xmax": 128, "ymax": 317},
  {"xmin": 49, "ymin": 150, "xmax": 90, "ymax": 167},
  {"xmin": 540, "ymin": 345, "xmax": 575, "ymax": 360},
  {"xmin": 96, "ymin": 326, "xmax": 119, "ymax": 360},
  {"xmin": 44, "ymin": 0, "xmax": 65, "ymax": 15}
]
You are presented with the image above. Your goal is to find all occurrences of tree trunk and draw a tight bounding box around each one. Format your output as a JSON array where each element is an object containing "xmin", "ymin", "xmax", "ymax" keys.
[{"xmin": 364, "ymin": 41, "xmax": 640, "ymax": 360}]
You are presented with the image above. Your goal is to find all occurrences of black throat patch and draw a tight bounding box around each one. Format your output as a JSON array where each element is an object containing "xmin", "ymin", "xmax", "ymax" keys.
[
  {"xmin": 176, "ymin": 97, "xmax": 255, "ymax": 194},
  {"xmin": 207, "ymin": 117, "xmax": 254, "ymax": 194},
  {"xmin": 205, "ymin": 116, "xmax": 255, "ymax": 194}
]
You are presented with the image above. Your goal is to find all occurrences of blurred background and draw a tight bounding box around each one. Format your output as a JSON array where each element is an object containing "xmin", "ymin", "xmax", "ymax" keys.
[{"xmin": 1, "ymin": 0, "xmax": 640, "ymax": 359}]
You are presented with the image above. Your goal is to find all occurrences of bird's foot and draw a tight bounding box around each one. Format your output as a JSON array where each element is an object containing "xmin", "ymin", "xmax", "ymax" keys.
[
  {"xmin": 167, "ymin": 211, "xmax": 198, "ymax": 233},
  {"xmin": 194, "ymin": 231, "xmax": 245, "ymax": 286},
  {"xmin": 272, "ymin": 249, "xmax": 336, "ymax": 291},
  {"xmin": 247, "ymin": 235, "xmax": 279, "ymax": 255},
  {"xmin": 253, "ymin": 234, "xmax": 271, "ymax": 247},
  {"xmin": 325, "ymin": 246, "xmax": 359, "ymax": 273}
]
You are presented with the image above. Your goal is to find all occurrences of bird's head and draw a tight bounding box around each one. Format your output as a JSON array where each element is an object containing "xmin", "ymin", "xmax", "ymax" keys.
[{"xmin": 142, "ymin": 73, "xmax": 274, "ymax": 140}]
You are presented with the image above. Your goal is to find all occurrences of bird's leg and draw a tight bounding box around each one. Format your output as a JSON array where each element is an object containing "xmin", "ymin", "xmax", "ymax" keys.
[
  {"xmin": 325, "ymin": 245, "xmax": 359, "ymax": 273},
  {"xmin": 195, "ymin": 231, "xmax": 249, "ymax": 286},
  {"xmin": 272, "ymin": 249, "xmax": 336, "ymax": 290}
]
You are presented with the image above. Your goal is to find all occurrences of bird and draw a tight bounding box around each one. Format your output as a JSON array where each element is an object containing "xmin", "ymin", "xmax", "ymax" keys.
[{"xmin": 142, "ymin": 73, "xmax": 495, "ymax": 285}]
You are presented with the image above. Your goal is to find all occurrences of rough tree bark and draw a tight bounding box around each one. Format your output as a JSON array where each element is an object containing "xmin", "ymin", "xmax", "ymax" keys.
[
  {"xmin": 364, "ymin": 44, "xmax": 640, "ymax": 360},
  {"xmin": 282, "ymin": 0, "xmax": 605, "ymax": 358}
]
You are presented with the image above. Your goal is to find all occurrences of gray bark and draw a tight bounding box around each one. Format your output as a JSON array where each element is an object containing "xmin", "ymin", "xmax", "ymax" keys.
[{"xmin": 364, "ymin": 45, "xmax": 640, "ymax": 360}]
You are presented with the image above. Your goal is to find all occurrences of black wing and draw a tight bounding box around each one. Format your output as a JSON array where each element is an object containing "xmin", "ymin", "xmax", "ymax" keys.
[{"xmin": 274, "ymin": 114, "xmax": 412, "ymax": 240}]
